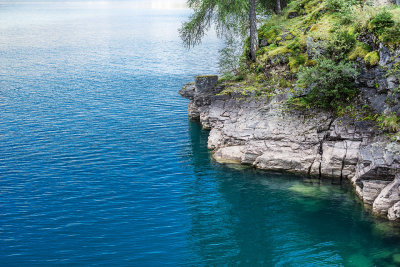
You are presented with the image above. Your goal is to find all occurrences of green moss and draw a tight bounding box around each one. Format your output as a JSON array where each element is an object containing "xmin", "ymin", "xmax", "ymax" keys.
[
  {"xmin": 305, "ymin": 59, "xmax": 316, "ymax": 66},
  {"xmin": 289, "ymin": 53, "xmax": 307, "ymax": 72},
  {"xmin": 308, "ymin": 15, "xmax": 335, "ymax": 41},
  {"xmin": 231, "ymin": 0, "xmax": 400, "ymax": 103},
  {"xmin": 258, "ymin": 24, "xmax": 282, "ymax": 45},
  {"xmin": 364, "ymin": 51, "xmax": 380, "ymax": 67},
  {"xmin": 348, "ymin": 42, "xmax": 370, "ymax": 61},
  {"xmin": 267, "ymin": 46, "xmax": 291, "ymax": 58},
  {"xmin": 376, "ymin": 112, "xmax": 400, "ymax": 132}
]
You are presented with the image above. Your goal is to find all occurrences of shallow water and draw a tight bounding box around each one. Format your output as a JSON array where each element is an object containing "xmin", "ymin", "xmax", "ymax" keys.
[{"xmin": 1, "ymin": 1, "xmax": 400, "ymax": 266}]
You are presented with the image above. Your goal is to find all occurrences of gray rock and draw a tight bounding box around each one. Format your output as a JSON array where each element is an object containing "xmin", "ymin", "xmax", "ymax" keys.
[
  {"xmin": 195, "ymin": 75, "xmax": 218, "ymax": 93},
  {"xmin": 287, "ymin": 11, "xmax": 299, "ymax": 19},
  {"xmin": 388, "ymin": 201, "xmax": 400, "ymax": 221},
  {"xmin": 373, "ymin": 174, "xmax": 400, "ymax": 216},
  {"xmin": 379, "ymin": 43, "xmax": 392, "ymax": 66},
  {"xmin": 356, "ymin": 43, "xmax": 400, "ymax": 115},
  {"xmin": 306, "ymin": 37, "xmax": 326, "ymax": 58},
  {"xmin": 179, "ymin": 83, "xmax": 196, "ymax": 100},
  {"xmin": 213, "ymin": 146, "xmax": 244, "ymax": 164},
  {"xmin": 181, "ymin": 69, "xmax": 400, "ymax": 221},
  {"xmin": 260, "ymin": 39, "xmax": 269, "ymax": 47},
  {"xmin": 362, "ymin": 180, "xmax": 392, "ymax": 205}
]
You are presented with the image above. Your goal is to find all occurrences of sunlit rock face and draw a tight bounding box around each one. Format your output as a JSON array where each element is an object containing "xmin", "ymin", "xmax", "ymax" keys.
[
  {"xmin": 180, "ymin": 73, "xmax": 400, "ymax": 221},
  {"xmin": 388, "ymin": 200, "xmax": 400, "ymax": 221}
]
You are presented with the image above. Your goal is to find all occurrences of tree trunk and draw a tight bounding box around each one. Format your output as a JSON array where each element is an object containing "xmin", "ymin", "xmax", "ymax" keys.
[
  {"xmin": 249, "ymin": 0, "xmax": 258, "ymax": 62},
  {"xmin": 281, "ymin": 0, "xmax": 287, "ymax": 9},
  {"xmin": 275, "ymin": 0, "xmax": 282, "ymax": 14}
]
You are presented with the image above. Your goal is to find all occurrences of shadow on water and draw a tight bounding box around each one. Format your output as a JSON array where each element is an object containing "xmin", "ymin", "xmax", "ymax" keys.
[{"xmin": 185, "ymin": 120, "xmax": 400, "ymax": 266}]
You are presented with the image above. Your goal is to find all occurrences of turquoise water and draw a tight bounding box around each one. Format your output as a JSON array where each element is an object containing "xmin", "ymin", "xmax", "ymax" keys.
[{"xmin": 1, "ymin": 1, "xmax": 400, "ymax": 266}]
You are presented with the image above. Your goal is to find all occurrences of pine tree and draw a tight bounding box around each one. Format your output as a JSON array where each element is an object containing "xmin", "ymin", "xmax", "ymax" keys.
[{"xmin": 180, "ymin": 0, "xmax": 286, "ymax": 62}]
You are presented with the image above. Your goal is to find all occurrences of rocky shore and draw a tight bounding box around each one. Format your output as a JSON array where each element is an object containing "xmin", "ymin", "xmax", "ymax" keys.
[{"xmin": 180, "ymin": 75, "xmax": 400, "ymax": 221}]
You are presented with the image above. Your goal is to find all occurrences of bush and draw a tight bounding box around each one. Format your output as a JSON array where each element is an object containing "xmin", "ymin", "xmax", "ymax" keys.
[
  {"xmin": 369, "ymin": 10, "xmax": 394, "ymax": 35},
  {"xmin": 295, "ymin": 57, "xmax": 359, "ymax": 110},
  {"xmin": 376, "ymin": 112, "xmax": 400, "ymax": 133},
  {"xmin": 327, "ymin": 30, "xmax": 356, "ymax": 60},
  {"xmin": 326, "ymin": 0, "xmax": 357, "ymax": 12},
  {"xmin": 380, "ymin": 24, "xmax": 400, "ymax": 45}
]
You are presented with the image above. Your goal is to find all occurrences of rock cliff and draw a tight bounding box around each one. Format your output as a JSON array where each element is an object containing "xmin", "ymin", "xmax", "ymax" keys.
[{"xmin": 180, "ymin": 77, "xmax": 400, "ymax": 221}]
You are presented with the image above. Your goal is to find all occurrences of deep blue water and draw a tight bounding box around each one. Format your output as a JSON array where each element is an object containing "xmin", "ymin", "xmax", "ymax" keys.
[{"xmin": 1, "ymin": 2, "xmax": 400, "ymax": 266}]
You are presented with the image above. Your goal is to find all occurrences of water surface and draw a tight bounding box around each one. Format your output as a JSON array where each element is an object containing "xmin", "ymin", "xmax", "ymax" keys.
[{"xmin": 1, "ymin": 2, "xmax": 400, "ymax": 266}]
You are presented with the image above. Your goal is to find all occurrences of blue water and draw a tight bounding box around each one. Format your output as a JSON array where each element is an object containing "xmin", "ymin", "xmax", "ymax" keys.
[{"xmin": 1, "ymin": 2, "xmax": 400, "ymax": 266}]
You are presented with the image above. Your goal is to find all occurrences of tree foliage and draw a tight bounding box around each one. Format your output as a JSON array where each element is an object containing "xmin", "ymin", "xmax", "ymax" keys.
[
  {"xmin": 179, "ymin": 0, "xmax": 249, "ymax": 48},
  {"xmin": 296, "ymin": 57, "xmax": 358, "ymax": 110},
  {"xmin": 179, "ymin": 0, "xmax": 285, "ymax": 62}
]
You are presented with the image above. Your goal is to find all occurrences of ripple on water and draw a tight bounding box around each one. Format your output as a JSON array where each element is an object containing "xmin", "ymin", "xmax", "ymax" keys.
[{"xmin": 2, "ymin": 1, "xmax": 400, "ymax": 266}]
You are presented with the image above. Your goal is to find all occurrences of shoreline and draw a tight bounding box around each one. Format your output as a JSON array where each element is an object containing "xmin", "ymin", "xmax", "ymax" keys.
[{"xmin": 180, "ymin": 78, "xmax": 400, "ymax": 222}]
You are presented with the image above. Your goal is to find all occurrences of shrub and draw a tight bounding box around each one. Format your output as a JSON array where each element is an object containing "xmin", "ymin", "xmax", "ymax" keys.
[
  {"xmin": 327, "ymin": 30, "xmax": 356, "ymax": 60},
  {"xmin": 326, "ymin": 0, "xmax": 357, "ymax": 12},
  {"xmin": 369, "ymin": 10, "xmax": 394, "ymax": 35},
  {"xmin": 289, "ymin": 54, "xmax": 307, "ymax": 72},
  {"xmin": 295, "ymin": 57, "xmax": 359, "ymax": 110},
  {"xmin": 380, "ymin": 24, "xmax": 400, "ymax": 45},
  {"xmin": 376, "ymin": 112, "xmax": 400, "ymax": 133}
]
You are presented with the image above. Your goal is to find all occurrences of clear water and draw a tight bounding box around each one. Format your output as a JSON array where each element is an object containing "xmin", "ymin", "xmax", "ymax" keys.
[{"xmin": 1, "ymin": 1, "xmax": 400, "ymax": 266}]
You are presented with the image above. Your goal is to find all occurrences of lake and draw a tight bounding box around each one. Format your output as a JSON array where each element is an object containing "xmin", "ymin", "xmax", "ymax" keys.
[{"xmin": 1, "ymin": 1, "xmax": 400, "ymax": 266}]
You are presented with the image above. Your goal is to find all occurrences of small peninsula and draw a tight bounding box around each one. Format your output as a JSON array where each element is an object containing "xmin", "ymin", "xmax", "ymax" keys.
[{"xmin": 180, "ymin": 0, "xmax": 400, "ymax": 222}]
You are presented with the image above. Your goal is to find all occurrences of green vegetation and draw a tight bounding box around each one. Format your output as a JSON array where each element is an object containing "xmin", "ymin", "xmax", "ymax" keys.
[
  {"xmin": 364, "ymin": 51, "xmax": 380, "ymax": 66},
  {"xmin": 375, "ymin": 112, "xmax": 400, "ymax": 133},
  {"xmin": 348, "ymin": 42, "xmax": 370, "ymax": 61},
  {"xmin": 326, "ymin": 29, "xmax": 356, "ymax": 60},
  {"xmin": 368, "ymin": 9, "xmax": 394, "ymax": 35},
  {"xmin": 294, "ymin": 57, "xmax": 358, "ymax": 110},
  {"xmin": 180, "ymin": 0, "xmax": 290, "ymax": 62},
  {"xmin": 184, "ymin": 0, "xmax": 400, "ymax": 133}
]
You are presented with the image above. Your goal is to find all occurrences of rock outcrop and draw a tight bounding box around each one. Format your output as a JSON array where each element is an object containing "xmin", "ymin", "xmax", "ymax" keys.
[{"xmin": 179, "ymin": 76, "xmax": 400, "ymax": 221}]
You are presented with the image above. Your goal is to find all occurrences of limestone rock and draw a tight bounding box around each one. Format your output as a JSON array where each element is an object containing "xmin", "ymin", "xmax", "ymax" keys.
[
  {"xmin": 213, "ymin": 146, "xmax": 245, "ymax": 164},
  {"xmin": 362, "ymin": 180, "xmax": 392, "ymax": 205},
  {"xmin": 373, "ymin": 174, "xmax": 400, "ymax": 216},
  {"xmin": 180, "ymin": 72, "xmax": 400, "ymax": 221},
  {"xmin": 388, "ymin": 201, "xmax": 400, "ymax": 221}
]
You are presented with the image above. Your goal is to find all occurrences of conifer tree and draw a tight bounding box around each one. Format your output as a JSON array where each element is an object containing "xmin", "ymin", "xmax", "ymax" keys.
[{"xmin": 180, "ymin": 0, "xmax": 287, "ymax": 62}]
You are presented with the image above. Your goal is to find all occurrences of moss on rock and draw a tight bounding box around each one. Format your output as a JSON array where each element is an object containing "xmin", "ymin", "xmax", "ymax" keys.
[
  {"xmin": 364, "ymin": 51, "xmax": 380, "ymax": 67},
  {"xmin": 348, "ymin": 42, "xmax": 370, "ymax": 61}
]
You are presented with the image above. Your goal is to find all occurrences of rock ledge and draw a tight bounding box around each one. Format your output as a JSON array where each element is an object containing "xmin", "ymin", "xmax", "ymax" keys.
[{"xmin": 180, "ymin": 79, "xmax": 400, "ymax": 221}]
